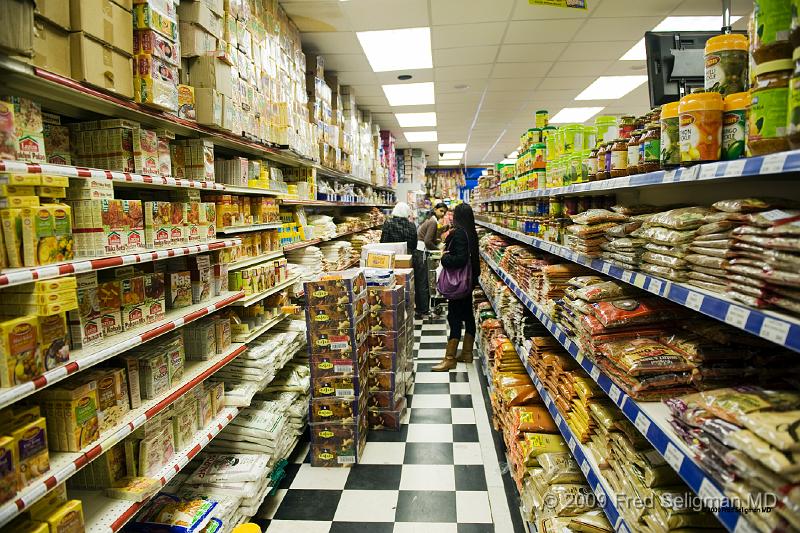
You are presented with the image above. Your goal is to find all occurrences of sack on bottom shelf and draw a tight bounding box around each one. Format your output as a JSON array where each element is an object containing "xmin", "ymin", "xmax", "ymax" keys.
[{"xmin": 129, "ymin": 493, "xmax": 217, "ymax": 533}]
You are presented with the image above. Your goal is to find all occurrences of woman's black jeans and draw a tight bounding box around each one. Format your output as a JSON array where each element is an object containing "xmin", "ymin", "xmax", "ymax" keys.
[{"xmin": 447, "ymin": 293, "xmax": 475, "ymax": 341}]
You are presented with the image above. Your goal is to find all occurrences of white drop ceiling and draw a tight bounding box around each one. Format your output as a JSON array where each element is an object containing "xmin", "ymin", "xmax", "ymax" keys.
[{"xmin": 279, "ymin": 0, "xmax": 751, "ymax": 166}]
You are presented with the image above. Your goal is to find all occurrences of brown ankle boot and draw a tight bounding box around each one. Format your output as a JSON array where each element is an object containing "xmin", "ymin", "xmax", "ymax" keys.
[
  {"xmin": 457, "ymin": 334, "xmax": 474, "ymax": 363},
  {"xmin": 432, "ymin": 339, "xmax": 459, "ymax": 371}
]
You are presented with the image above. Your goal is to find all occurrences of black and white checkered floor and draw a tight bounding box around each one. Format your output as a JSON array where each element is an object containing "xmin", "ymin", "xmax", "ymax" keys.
[{"xmin": 254, "ymin": 316, "xmax": 524, "ymax": 533}]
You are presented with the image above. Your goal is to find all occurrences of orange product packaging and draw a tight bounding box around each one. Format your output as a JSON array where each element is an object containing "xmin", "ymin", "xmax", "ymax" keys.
[{"xmin": 678, "ymin": 92, "xmax": 723, "ymax": 164}]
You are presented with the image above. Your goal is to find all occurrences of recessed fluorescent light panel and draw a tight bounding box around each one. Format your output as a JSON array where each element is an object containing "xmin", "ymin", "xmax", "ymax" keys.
[
  {"xmin": 357, "ymin": 27, "xmax": 433, "ymax": 72},
  {"xmin": 550, "ymin": 107, "xmax": 605, "ymax": 124},
  {"xmin": 499, "ymin": 158, "xmax": 517, "ymax": 165},
  {"xmin": 441, "ymin": 152, "xmax": 463, "ymax": 160},
  {"xmin": 621, "ymin": 16, "xmax": 743, "ymax": 60},
  {"xmin": 438, "ymin": 160, "xmax": 461, "ymax": 166},
  {"xmin": 575, "ymin": 75, "xmax": 648, "ymax": 100},
  {"xmin": 382, "ymin": 82, "xmax": 435, "ymax": 106},
  {"xmin": 396, "ymin": 112, "xmax": 437, "ymax": 127},
  {"xmin": 438, "ymin": 143, "xmax": 466, "ymax": 151},
  {"xmin": 404, "ymin": 131, "xmax": 438, "ymax": 142}
]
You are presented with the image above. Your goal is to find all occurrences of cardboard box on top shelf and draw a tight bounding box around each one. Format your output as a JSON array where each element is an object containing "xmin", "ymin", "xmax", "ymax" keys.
[
  {"xmin": 70, "ymin": 33, "xmax": 134, "ymax": 99},
  {"xmin": 189, "ymin": 55, "xmax": 233, "ymax": 99},
  {"xmin": 177, "ymin": 1, "xmax": 223, "ymax": 39},
  {"xmin": 31, "ymin": 17, "xmax": 71, "ymax": 78},
  {"xmin": 35, "ymin": 0, "xmax": 70, "ymax": 30},
  {"xmin": 69, "ymin": 0, "xmax": 133, "ymax": 56},
  {"xmin": 194, "ymin": 88, "xmax": 223, "ymax": 128},
  {"xmin": 0, "ymin": 0, "xmax": 34, "ymax": 57},
  {"xmin": 179, "ymin": 23, "xmax": 218, "ymax": 57}
]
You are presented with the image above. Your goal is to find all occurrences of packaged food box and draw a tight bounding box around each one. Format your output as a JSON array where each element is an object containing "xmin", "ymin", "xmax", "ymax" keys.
[
  {"xmin": 183, "ymin": 319, "xmax": 216, "ymax": 360},
  {"xmin": 0, "ymin": 100, "xmax": 18, "ymax": 160},
  {"xmin": 138, "ymin": 352, "xmax": 170, "ymax": 399},
  {"xmin": 36, "ymin": 186, "xmax": 66, "ymax": 199},
  {"xmin": 305, "ymin": 300, "xmax": 367, "ymax": 332},
  {"xmin": 368, "ymin": 397, "xmax": 406, "ymax": 431},
  {"xmin": 190, "ymin": 265, "xmax": 212, "ymax": 304},
  {"xmin": 66, "ymin": 176, "xmax": 114, "ymax": 201},
  {"xmin": 69, "ymin": 33, "xmax": 134, "ymax": 99},
  {"xmin": 368, "ymin": 350, "xmax": 402, "ymax": 372},
  {"xmin": 172, "ymin": 405, "xmax": 196, "ymax": 451},
  {"xmin": 368, "ymin": 388, "xmax": 404, "ymax": 410},
  {"xmin": 39, "ymin": 312, "xmax": 69, "ymax": 370},
  {"xmin": 0, "ymin": 436, "xmax": 16, "ymax": 503},
  {"xmin": 304, "ymin": 269, "xmax": 366, "ymax": 305},
  {"xmin": 42, "ymin": 380, "xmax": 99, "ymax": 451},
  {"xmin": 213, "ymin": 317, "xmax": 230, "ymax": 354},
  {"xmin": 88, "ymin": 368, "xmax": 129, "ymax": 434},
  {"xmin": 133, "ymin": 29, "xmax": 180, "ymax": 66},
  {"xmin": 307, "ymin": 320, "xmax": 369, "ymax": 355},
  {"xmin": 43, "ymin": 123, "xmax": 71, "ymax": 165},
  {"xmin": 196, "ymin": 388, "xmax": 212, "ymax": 428},
  {"xmin": 0, "ymin": 314, "xmax": 42, "ymax": 387},
  {"xmin": 309, "ymin": 395, "xmax": 366, "ymax": 424},
  {"xmin": 144, "ymin": 271, "xmax": 166, "ymax": 323},
  {"xmin": 97, "ymin": 280, "xmax": 122, "ymax": 337},
  {"xmin": 135, "ymin": 55, "xmax": 179, "ymax": 112},
  {"xmin": 10, "ymin": 415, "xmax": 48, "ymax": 487},
  {"xmin": 19, "ymin": 204, "xmax": 74, "ymax": 267},
  {"xmin": 135, "ymin": 128, "xmax": 160, "ymax": 175},
  {"xmin": 67, "ymin": 281, "xmax": 102, "ymax": 349},
  {"xmin": 133, "ymin": 2, "xmax": 178, "ymax": 40},
  {"xmin": 105, "ymin": 476, "xmax": 161, "ymax": 502},
  {"xmin": 311, "ymin": 370, "xmax": 364, "ymax": 399},
  {"xmin": 144, "ymin": 201, "xmax": 171, "ymax": 249},
  {"xmin": 368, "ymin": 303, "xmax": 406, "ymax": 332},
  {"xmin": 69, "ymin": 199, "xmax": 145, "ymax": 257},
  {"xmin": 137, "ymin": 425, "xmax": 175, "ymax": 477},
  {"xmin": 309, "ymin": 415, "xmax": 367, "ymax": 450},
  {"xmin": 28, "ymin": 482, "xmax": 67, "ymax": 521},
  {"xmin": 166, "ymin": 271, "xmax": 192, "ymax": 309},
  {"xmin": 368, "ymin": 370, "xmax": 400, "ymax": 393},
  {"xmin": 178, "ymin": 84, "xmax": 195, "ymax": 121},
  {"xmin": 367, "ymin": 285, "xmax": 404, "ymax": 310},
  {"xmin": 309, "ymin": 341, "xmax": 369, "ymax": 378},
  {"xmin": 159, "ymin": 333, "xmax": 184, "ymax": 384},
  {"xmin": 121, "ymin": 355, "xmax": 141, "ymax": 409},
  {"xmin": 169, "ymin": 202, "xmax": 186, "ymax": 245},
  {"xmin": 0, "ymin": 96, "xmax": 45, "ymax": 164},
  {"xmin": 309, "ymin": 441, "xmax": 364, "ymax": 468},
  {"xmin": 208, "ymin": 381, "xmax": 224, "ymax": 417},
  {"xmin": 369, "ymin": 330, "xmax": 405, "ymax": 354}
]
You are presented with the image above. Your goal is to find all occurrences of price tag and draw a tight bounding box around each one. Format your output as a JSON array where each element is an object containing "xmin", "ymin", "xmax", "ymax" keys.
[
  {"xmin": 649, "ymin": 278, "xmax": 663, "ymax": 295},
  {"xmin": 634, "ymin": 412, "xmax": 651, "ymax": 436},
  {"xmin": 734, "ymin": 517, "xmax": 759, "ymax": 533},
  {"xmin": 545, "ymin": 395, "xmax": 552, "ymax": 407},
  {"xmin": 760, "ymin": 317, "xmax": 791, "ymax": 345},
  {"xmin": 724, "ymin": 158, "xmax": 747, "ymax": 177},
  {"xmin": 663, "ymin": 169, "xmax": 678, "ymax": 182},
  {"xmin": 564, "ymin": 339, "xmax": 573, "ymax": 352},
  {"xmin": 685, "ymin": 291, "xmax": 704, "ymax": 311},
  {"xmin": 608, "ymin": 385, "xmax": 622, "ymax": 404},
  {"xmin": 683, "ymin": 165, "xmax": 700, "ymax": 180},
  {"xmin": 621, "ymin": 270, "xmax": 633, "ymax": 283},
  {"xmin": 590, "ymin": 366, "xmax": 601, "ymax": 381},
  {"xmin": 601, "ymin": 262, "xmax": 611, "ymax": 274},
  {"xmin": 698, "ymin": 163, "xmax": 718, "ymax": 179},
  {"xmin": 616, "ymin": 176, "xmax": 631, "ymax": 188},
  {"xmin": 632, "ymin": 273, "xmax": 646, "ymax": 288},
  {"xmin": 568, "ymin": 438, "xmax": 576, "ymax": 452},
  {"xmin": 575, "ymin": 352, "xmax": 584, "ymax": 364},
  {"xmin": 555, "ymin": 413, "xmax": 563, "ymax": 426},
  {"xmin": 664, "ymin": 443, "xmax": 685, "ymax": 472},
  {"xmin": 698, "ymin": 478, "xmax": 725, "ymax": 506},
  {"xmin": 581, "ymin": 460, "xmax": 591, "ymax": 476},
  {"xmin": 724, "ymin": 305, "xmax": 750, "ymax": 329},
  {"xmin": 760, "ymin": 152, "xmax": 788, "ymax": 175}
]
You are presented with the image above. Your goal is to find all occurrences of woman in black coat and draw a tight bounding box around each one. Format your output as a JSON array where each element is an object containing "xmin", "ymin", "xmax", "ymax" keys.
[{"xmin": 432, "ymin": 203, "xmax": 480, "ymax": 371}]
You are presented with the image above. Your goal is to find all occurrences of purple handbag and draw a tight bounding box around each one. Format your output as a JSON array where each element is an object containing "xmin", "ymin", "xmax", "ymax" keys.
[{"xmin": 437, "ymin": 231, "xmax": 473, "ymax": 300}]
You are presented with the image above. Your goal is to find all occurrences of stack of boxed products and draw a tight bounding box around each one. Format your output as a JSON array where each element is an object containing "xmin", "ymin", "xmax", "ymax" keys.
[
  {"xmin": 366, "ymin": 270, "xmax": 414, "ymax": 430},
  {"xmin": 379, "ymin": 130, "xmax": 397, "ymax": 188},
  {"xmin": 305, "ymin": 269, "xmax": 369, "ymax": 466},
  {"xmin": 397, "ymin": 149, "xmax": 427, "ymax": 183}
]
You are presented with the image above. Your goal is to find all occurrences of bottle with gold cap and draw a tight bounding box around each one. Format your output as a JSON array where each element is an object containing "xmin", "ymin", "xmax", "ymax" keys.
[
  {"xmin": 705, "ymin": 33, "xmax": 750, "ymax": 95},
  {"xmin": 679, "ymin": 92, "xmax": 724, "ymax": 164}
]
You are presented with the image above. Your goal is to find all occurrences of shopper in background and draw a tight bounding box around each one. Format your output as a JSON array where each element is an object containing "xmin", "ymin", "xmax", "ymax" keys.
[
  {"xmin": 432, "ymin": 203, "xmax": 480, "ymax": 371},
  {"xmin": 380, "ymin": 203, "xmax": 430, "ymax": 319},
  {"xmin": 413, "ymin": 203, "xmax": 448, "ymax": 318}
]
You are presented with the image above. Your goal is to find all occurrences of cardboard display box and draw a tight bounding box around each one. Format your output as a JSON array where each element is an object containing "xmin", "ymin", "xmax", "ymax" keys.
[
  {"xmin": 69, "ymin": 0, "xmax": 133, "ymax": 55},
  {"xmin": 70, "ymin": 33, "xmax": 134, "ymax": 99},
  {"xmin": 35, "ymin": 0, "xmax": 70, "ymax": 30},
  {"xmin": 32, "ymin": 17, "xmax": 71, "ymax": 77},
  {"xmin": 0, "ymin": 0, "xmax": 34, "ymax": 57}
]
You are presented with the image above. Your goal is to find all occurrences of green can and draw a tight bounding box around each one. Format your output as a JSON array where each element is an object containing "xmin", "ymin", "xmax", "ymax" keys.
[
  {"xmin": 562, "ymin": 124, "xmax": 584, "ymax": 154},
  {"xmin": 536, "ymin": 110, "xmax": 549, "ymax": 128},
  {"xmin": 722, "ymin": 91, "xmax": 749, "ymax": 159}
]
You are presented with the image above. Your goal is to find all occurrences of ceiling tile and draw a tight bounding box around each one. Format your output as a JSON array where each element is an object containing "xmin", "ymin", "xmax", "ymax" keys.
[
  {"xmin": 281, "ymin": 1, "xmax": 352, "ymax": 32},
  {"xmin": 603, "ymin": 60, "xmax": 648, "ymax": 76},
  {"xmin": 375, "ymin": 70, "xmax": 434, "ymax": 84},
  {"xmin": 486, "ymin": 77, "xmax": 541, "ymax": 92},
  {"xmin": 437, "ymin": 92, "xmax": 484, "ymax": 104},
  {"xmin": 483, "ymin": 91, "xmax": 532, "ymax": 104},
  {"xmin": 498, "ymin": 43, "xmax": 567, "ymax": 62},
  {"xmin": 491, "ymin": 62, "xmax": 553, "ymax": 78},
  {"xmin": 335, "ymin": 71, "xmax": 379, "ymax": 85},
  {"xmin": 593, "ymin": 0, "xmax": 681, "ymax": 17},
  {"xmin": 435, "ymin": 65, "xmax": 494, "ymax": 81},
  {"xmin": 435, "ymin": 82, "xmax": 487, "ymax": 95},
  {"xmin": 321, "ymin": 54, "xmax": 372, "ymax": 72},
  {"xmin": 344, "ymin": 84, "xmax": 384, "ymax": 97},
  {"xmin": 548, "ymin": 59, "xmax": 615, "ymax": 77},
  {"xmin": 431, "ymin": 0, "xmax": 515, "ymax": 25},
  {"xmin": 436, "ymin": 102, "xmax": 481, "ymax": 113},
  {"xmin": 673, "ymin": 0, "xmax": 753, "ymax": 16},
  {"xmin": 511, "ymin": 0, "xmax": 596, "ymax": 21},
  {"xmin": 559, "ymin": 40, "xmax": 634, "ymax": 61},
  {"xmin": 340, "ymin": 0, "xmax": 429, "ymax": 30},
  {"xmin": 504, "ymin": 19, "xmax": 584, "ymax": 44},
  {"xmin": 301, "ymin": 32, "xmax": 361, "ymax": 54},
  {"xmin": 537, "ymin": 76, "xmax": 596, "ymax": 91},
  {"xmin": 432, "ymin": 23, "xmax": 507, "ymax": 49},
  {"xmin": 433, "ymin": 46, "xmax": 498, "ymax": 67},
  {"xmin": 575, "ymin": 16, "xmax": 662, "ymax": 42}
]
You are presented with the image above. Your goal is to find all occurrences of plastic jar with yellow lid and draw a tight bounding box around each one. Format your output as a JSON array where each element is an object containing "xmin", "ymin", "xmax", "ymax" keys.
[
  {"xmin": 679, "ymin": 92, "xmax": 724, "ymax": 164},
  {"xmin": 748, "ymin": 58, "xmax": 792, "ymax": 155},
  {"xmin": 595, "ymin": 116, "xmax": 618, "ymax": 144},
  {"xmin": 722, "ymin": 91, "xmax": 750, "ymax": 159},
  {"xmin": 660, "ymin": 101, "xmax": 681, "ymax": 168},
  {"xmin": 752, "ymin": 0, "xmax": 792, "ymax": 64},
  {"xmin": 705, "ymin": 33, "xmax": 749, "ymax": 95}
]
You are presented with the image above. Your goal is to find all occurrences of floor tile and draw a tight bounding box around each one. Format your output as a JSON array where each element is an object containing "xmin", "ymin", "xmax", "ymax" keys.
[
  {"xmin": 291, "ymin": 442, "xmax": 310, "ymax": 464},
  {"xmin": 409, "ymin": 394, "xmax": 451, "ymax": 408},
  {"xmin": 456, "ymin": 491, "xmax": 493, "ymax": 523},
  {"xmin": 415, "ymin": 372, "xmax": 451, "ymax": 384},
  {"xmin": 450, "ymin": 394, "xmax": 473, "ymax": 408},
  {"xmin": 411, "ymin": 382, "xmax": 450, "ymax": 394},
  {"xmin": 279, "ymin": 463, "xmax": 301, "ymax": 489},
  {"xmin": 395, "ymin": 491, "xmax": 457, "ymax": 523},
  {"xmin": 452, "ymin": 424, "xmax": 480, "ymax": 443},
  {"xmin": 394, "ymin": 524, "xmax": 458, "ymax": 533},
  {"xmin": 406, "ymin": 423, "xmax": 453, "ymax": 443},
  {"xmin": 417, "ymin": 349, "xmax": 445, "ymax": 359},
  {"xmin": 367, "ymin": 425, "xmax": 409, "ymax": 443},
  {"xmin": 449, "ymin": 372, "xmax": 470, "ymax": 383},
  {"xmin": 451, "ymin": 408, "xmax": 476, "ymax": 424},
  {"xmin": 344, "ymin": 464, "xmax": 402, "ymax": 490},
  {"xmin": 453, "ymin": 442, "xmax": 483, "ymax": 465},
  {"xmin": 449, "ymin": 382, "xmax": 471, "ymax": 395},
  {"xmin": 420, "ymin": 342, "xmax": 448, "ymax": 350},
  {"xmin": 359, "ymin": 442, "xmax": 407, "ymax": 464},
  {"xmin": 289, "ymin": 463, "xmax": 351, "ymax": 490},
  {"xmin": 399, "ymin": 464, "xmax": 455, "ymax": 491},
  {"xmin": 454, "ymin": 465, "xmax": 487, "ymax": 491},
  {"xmin": 273, "ymin": 489, "xmax": 342, "ymax": 521},
  {"xmin": 256, "ymin": 488, "xmax": 286, "ymax": 519},
  {"xmin": 415, "ymin": 362, "xmax": 438, "ymax": 372},
  {"xmin": 403, "ymin": 442, "xmax": 454, "ymax": 465},
  {"xmin": 409, "ymin": 407, "xmax": 452, "ymax": 424},
  {"xmin": 457, "ymin": 524, "xmax": 495, "ymax": 533},
  {"xmin": 263, "ymin": 520, "xmax": 332, "ymax": 533},
  {"xmin": 333, "ymin": 490, "xmax": 399, "ymax": 522},
  {"xmin": 331, "ymin": 523, "xmax": 395, "ymax": 533},
  {"xmin": 400, "ymin": 408, "xmax": 411, "ymax": 424}
]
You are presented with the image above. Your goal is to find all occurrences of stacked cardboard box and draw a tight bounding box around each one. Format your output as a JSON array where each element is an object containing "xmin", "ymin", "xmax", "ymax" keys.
[
  {"xmin": 134, "ymin": 0, "xmax": 181, "ymax": 112},
  {"xmin": 395, "ymin": 269, "xmax": 416, "ymax": 392},
  {"xmin": 305, "ymin": 269, "xmax": 369, "ymax": 466},
  {"xmin": 379, "ymin": 131, "xmax": 397, "ymax": 188}
]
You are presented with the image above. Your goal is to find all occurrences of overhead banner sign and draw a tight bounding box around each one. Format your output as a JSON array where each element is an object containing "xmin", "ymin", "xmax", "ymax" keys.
[{"xmin": 529, "ymin": 0, "xmax": 587, "ymax": 9}]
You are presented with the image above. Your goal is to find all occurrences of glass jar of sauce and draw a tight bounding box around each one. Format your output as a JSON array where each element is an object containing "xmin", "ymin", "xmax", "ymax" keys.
[
  {"xmin": 640, "ymin": 123, "xmax": 661, "ymax": 173},
  {"xmin": 626, "ymin": 130, "xmax": 643, "ymax": 175},
  {"xmin": 610, "ymin": 138, "xmax": 629, "ymax": 177}
]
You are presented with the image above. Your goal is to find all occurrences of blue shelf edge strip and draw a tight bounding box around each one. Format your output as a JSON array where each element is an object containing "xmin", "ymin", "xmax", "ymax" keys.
[
  {"xmin": 479, "ymin": 279, "xmax": 630, "ymax": 533},
  {"xmin": 476, "ymin": 220, "xmax": 800, "ymax": 355},
  {"xmin": 479, "ymin": 254, "xmax": 751, "ymax": 533},
  {"xmin": 476, "ymin": 149, "xmax": 800, "ymax": 203}
]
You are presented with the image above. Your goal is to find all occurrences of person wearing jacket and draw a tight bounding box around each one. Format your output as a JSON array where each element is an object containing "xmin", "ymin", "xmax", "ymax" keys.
[
  {"xmin": 432, "ymin": 203, "xmax": 480, "ymax": 372},
  {"xmin": 380, "ymin": 202, "xmax": 417, "ymax": 253},
  {"xmin": 413, "ymin": 202, "xmax": 448, "ymax": 317}
]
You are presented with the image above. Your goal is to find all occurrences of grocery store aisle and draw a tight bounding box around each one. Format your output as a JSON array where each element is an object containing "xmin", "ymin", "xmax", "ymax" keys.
[{"xmin": 256, "ymin": 316, "xmax": 517, "ymax": 532}]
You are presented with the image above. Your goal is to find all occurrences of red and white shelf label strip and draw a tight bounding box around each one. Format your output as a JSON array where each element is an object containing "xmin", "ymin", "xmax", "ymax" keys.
[
  {"xmin": 0, "ymin": 291, "xmax": 245, "ymax": 410},
  {"xmin": 0, "ymin": 239, "xmax": 241, "ymax": 288},
  {"xmin": 0, "ymin": 160, "xmax": 223, "ymax": 190},
  {"xmin": 0, "ymin": 344, "xmax": 246, "ymax": 527}
]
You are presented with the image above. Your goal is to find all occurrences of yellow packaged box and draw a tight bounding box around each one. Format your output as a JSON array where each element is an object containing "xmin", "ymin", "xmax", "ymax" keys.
[
  {"xmin": 0, "ymin": 315, "xmax": 42, "ymax": 387},
  {"xmin": 88, "ymin": 368, "xmax": 129, "ymax": 434},
  {"xmin": 0, "ymin": 436, "xmax": 17, "ymax": 504},
  {"xmin": 1, "ymin": 208, "xmax": 23, "ymax": 268},
  {"xmin": 44, "ymin": 500, "xmax": 84, "ymax": 533},
  {"xmin": 42, "ymin": 380, "xmax": 100, "ymax": 452},
  {"xmin": 11, "ymin": 416, "xmax": 49, "ymax": 488},
  {"xmin": 0, "ymin": 195, "xmax": 39, "ymax": 208},
  {"xmin": 19, "ymin": 204, "xmax": 74, "ymax": 267},
  {"xmin": 39, "ymin": 312, "xmax": 69, "ymax": 371},
  {"xmin": 40, "ymin": 175, "xmax": 68, "ymax": 187}
]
